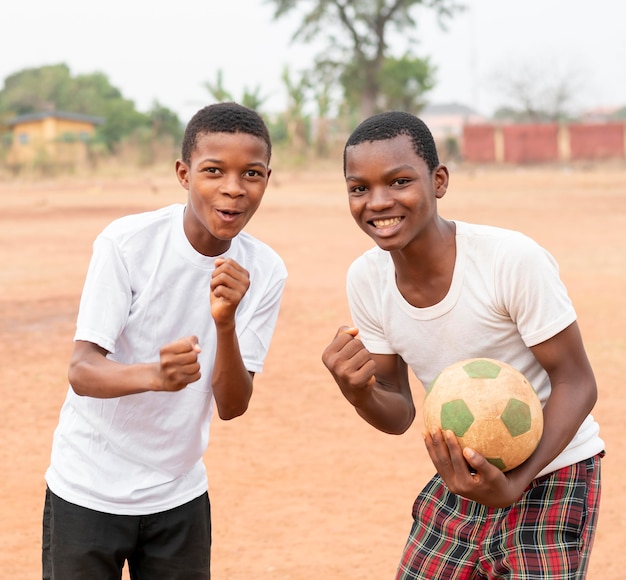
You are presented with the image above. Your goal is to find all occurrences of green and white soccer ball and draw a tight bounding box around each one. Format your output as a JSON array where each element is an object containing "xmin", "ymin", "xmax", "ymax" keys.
[{"xmin": 423, "ymin": 358, "xmax": 544, "ymax": 471}]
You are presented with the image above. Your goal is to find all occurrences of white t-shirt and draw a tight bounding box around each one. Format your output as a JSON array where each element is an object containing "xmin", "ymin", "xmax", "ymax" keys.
[
  {"xmin": 46, "ymin": 204, "xmax": 287, "ymax": 515},
  {"xmin": 347, "ymin": 221, "xmax": 603, "ymax": 477}
]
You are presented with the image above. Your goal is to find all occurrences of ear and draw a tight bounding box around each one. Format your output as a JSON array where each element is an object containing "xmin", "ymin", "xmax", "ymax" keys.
[
  {"xmin": 433, "ymin": 164, "xmax": 449, "ymax": 199},
  {"xmin": 175, "ymin": 159, "xmax": 190, "ymax": 190}
]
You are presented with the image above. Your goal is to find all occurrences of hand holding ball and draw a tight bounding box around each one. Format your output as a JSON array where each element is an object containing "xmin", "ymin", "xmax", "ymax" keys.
[{"xmin": 423, "ymin": 358, "xmax": 543, "ymax": 471}]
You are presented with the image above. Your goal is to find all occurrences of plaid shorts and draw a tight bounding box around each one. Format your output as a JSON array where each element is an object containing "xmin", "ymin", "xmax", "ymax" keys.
[{"xmin": 396, "ymin": 453, "xmax": 603, "ymax": 580}]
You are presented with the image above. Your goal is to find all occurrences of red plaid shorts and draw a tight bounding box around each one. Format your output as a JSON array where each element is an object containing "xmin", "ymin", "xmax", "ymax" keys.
[{"xmin": 396, "ymin": 453, "xmax": 603, "ymax": 579}]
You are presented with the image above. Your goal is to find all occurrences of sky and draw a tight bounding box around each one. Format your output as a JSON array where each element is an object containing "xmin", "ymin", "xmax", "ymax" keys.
[{"xmin": 2, "ymin": 0, "xmax": 625, "ymax": 122}]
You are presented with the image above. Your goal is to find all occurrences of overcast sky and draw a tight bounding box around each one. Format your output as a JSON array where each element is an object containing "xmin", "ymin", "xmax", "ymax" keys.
[{"xmin": 2, "ymin": 0, "xmax": 625, "ymax": 122}]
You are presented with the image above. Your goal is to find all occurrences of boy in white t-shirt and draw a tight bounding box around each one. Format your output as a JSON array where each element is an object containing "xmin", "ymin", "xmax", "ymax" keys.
[
  {"xmin": 322, "ymin": 111, "xmax": 604, "ymax": 579},
  {"xmin": 43, "ymin": 102, "xmax": 287, "ymax": 579}
]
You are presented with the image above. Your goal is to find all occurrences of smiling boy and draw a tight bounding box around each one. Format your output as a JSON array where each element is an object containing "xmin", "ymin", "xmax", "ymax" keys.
[
  {"xmin": 42, "ymin": 102, "xmax": 287, "ymax": 579},
  {"xmin": 322, "ymin": 111, "xmax": 604, "ymax": 579}
]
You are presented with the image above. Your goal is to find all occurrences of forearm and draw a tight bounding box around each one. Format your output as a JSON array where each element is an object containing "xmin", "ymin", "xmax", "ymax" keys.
[
  {"xmin": 69, "ymin": 354, "xmax": 160, "ymax": 398},
  {"xmin": 515, "ymin": 380, "xmax": 597, "ymax": 485},
  {"xmin": 212, "ymin": 324, "xmax": 253, "ymax": 420},
  {"xmin": 515, "ymin": 324, "xmax": 599, "ymax": 484},
  {"xmin": 69, "ymin": 337, "xmax": 201, "ymax": 398},
  {"xmin": 351, "ymin": 384, "xmax": 415, "ymax": 435}
]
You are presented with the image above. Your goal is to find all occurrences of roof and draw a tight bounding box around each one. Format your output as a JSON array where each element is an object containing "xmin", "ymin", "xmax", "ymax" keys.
[
  {"xmin": 422, "ymin": 102, "xmax": 480, "ymax": 117},
  {"xmin": 7, "ymin": 110, "xmax": 105, "ymax": 126}
]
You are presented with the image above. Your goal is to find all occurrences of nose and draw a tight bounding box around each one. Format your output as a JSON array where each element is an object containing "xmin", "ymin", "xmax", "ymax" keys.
[
  {"xmin": 367, "ymin": 185, "xmax": 393, "ymax": 210},
  {"xmin": 220, "ymin": 174, "xmax": 246, "ymax": 197}
]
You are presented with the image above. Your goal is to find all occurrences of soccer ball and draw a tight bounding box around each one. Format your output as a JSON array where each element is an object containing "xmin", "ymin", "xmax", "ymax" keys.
[{"xmin": 423, "ymin": 358, "xmax": 543, "ymax": 471}]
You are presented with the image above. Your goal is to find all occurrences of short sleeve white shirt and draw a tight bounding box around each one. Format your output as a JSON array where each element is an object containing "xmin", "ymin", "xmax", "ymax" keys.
[
  {"xmin": 347, "ymin": 221, "xmax": 603, "ymax": 477},
  {"xmin": 46, "ymin": 204, "xmax": 287, "ymax": 514}
]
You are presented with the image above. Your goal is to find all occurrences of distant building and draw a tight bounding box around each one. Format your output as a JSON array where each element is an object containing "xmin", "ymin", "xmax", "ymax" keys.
[
  {"xmin": 420, "ymin": 102, "xmax": 485, "ymax": 141},
  {"xmin": 6, "ymin": 110, "xmax": 104, "ymax": 169},
  {"xmin": 579, "ymin": 105, "xmax": 623, "ymax": 123}
]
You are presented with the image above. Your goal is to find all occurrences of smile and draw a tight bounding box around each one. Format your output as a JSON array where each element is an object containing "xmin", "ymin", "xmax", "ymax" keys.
[{"xmin": 372, "ymin": 217, "xmax": 402, "ymax": 228}]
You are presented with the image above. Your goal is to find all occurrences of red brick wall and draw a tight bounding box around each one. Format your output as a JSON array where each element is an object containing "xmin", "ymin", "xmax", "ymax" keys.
[
  {"xmin": 569, "ymin": 123, "xmax": 625, "ymax": 160},
  {"xmin": 462, "ymin": 122, "xmax": 626, "ymax": 164},
  {"xmin": 502, "ymin": 124, "xmax": 559, "ymax": 164},
  {"xmin": 461, "ymin": 125, "xmax": 496, "ymax": 163}
]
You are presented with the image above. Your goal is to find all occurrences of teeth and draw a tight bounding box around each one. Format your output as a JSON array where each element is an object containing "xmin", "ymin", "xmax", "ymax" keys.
[{"xmin": 373, "ymin": 217, "xmax": 401, "ymax": 228}]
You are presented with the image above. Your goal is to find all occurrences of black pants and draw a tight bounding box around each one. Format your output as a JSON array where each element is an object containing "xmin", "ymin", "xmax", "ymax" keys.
[{"xmin": 42, "ymin": 487, "xmax": 211, "ymax": 579}]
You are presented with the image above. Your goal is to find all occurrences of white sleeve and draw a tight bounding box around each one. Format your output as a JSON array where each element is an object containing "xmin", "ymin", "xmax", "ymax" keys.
[
  {"xmin": 346, "ymin": 255, "xmax": 395, "ymax": 355},
  {"xmin": 74, "ymin": 235, "xmax": 132, "ymax": 354},
  {"xmin": 495, "ymin": 234, "xmax": 576, "ymax": 347},
  {"xmin": 238, "ymin": 259, "xmax": 287, "ymax": 373}
]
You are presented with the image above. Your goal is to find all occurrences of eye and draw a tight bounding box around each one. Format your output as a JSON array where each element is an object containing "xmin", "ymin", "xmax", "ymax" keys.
[
  {"xmin": 393, "ymin": 178, "xmax": 410, "ymax": 186},
  {"xmin": 203, "ymin": 166, "xmax": 220, "ymax": 174},
  {"xmin": 349, "ymin": 185, "xmax": 367, "ymax": 195},
  {"xmin": 244, "ymin": 169, "xmax": 262, "ymax": 178}
]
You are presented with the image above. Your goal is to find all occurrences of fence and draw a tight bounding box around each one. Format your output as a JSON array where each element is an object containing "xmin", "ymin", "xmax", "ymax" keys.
[{"xmin": 462, "ymin": 122, "xmax": 626, "ymax": 164}]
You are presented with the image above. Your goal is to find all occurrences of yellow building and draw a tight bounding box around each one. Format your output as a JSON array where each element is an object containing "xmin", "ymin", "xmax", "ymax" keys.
[{"xmin": 7, "ymin": 110, "xmax": 104, "ymax": 169}]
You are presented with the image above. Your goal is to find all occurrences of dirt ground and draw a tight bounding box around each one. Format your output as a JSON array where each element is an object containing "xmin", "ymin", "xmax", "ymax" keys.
[{"xmin": 1, "ymin": 164, "xmax": 624, "ymax": 579}]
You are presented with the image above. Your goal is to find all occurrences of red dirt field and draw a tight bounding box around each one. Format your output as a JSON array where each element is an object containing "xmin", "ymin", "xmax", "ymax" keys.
[{"xmin": 1, "ymin": 165, "xmax": 624, "ymax": 579}]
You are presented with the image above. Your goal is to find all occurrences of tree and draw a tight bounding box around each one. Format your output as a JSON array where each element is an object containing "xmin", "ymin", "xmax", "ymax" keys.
[
  {"xmin": 240, "ymin": 86, "xmax": 270, "ymax": 111},
  {"xmin": 204, "ymin": 69, "xmax": 270, "ymax": 110},
  {"xmin": 203, "ymin": 70, "xmax": 234, "ymax": 102},
  {"xmin": 309, "ymin": 62, "xmax": 336, "ymax": 156},
  {"xmin": 0, "ymin": 64, "xmax": 74, "ymax": 115},
  {"xmin": 268, "ymin": 0, "xmax": 463, "ymax": 119},
  {"xmin": 379, "ymin": 55, "xmax": 436, "ymax": 111},
  {"xmin": 489, "ymin": 60, "xmax": 584, "ymax": 123},
  {"xmin": 281, "ymin": 65, "xmax": 311, "ymax": 154},
  {"xmin": 612, "ymin": 106, "xmax": 626, "ymax": 121},
  {"xmin": 0, "ymin": 64, "xmax": 181, "ymax": 152},
  {"xmin": 147, "ymin": 102, "xmax": 184, "ymax": 141},
  {"xmin": 340, "ymin": 53, "xmax": 436, "ymax": 113}
]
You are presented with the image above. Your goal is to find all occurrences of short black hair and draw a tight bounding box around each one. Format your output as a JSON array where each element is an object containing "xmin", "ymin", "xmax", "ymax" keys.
[
  {"xmin": 181, "ymin": 102, "xmax": 272, "ymax": 165},
  {"xmin": 344, "ymin": 111, "xmax": 439, "ymax": 174}
]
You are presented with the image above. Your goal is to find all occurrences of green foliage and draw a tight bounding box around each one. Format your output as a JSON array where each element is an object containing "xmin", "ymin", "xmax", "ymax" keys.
[
  {"xmin": 204, "ymin": 69, "xmax": 270, "ymax": 111},
  {"xmin": 96, "ymin": 99, "xmax": 148, "ymax": 152},
  {"xmin": 379, "ymin": 55, "xmax": 436, "ymax": 112},
  {"xmin": 266, "ymin": 114, "xmax": 289, "ymax": 144},
  {"xmin": 611, "ymin": 106, "xmax": 626, "ymax": 120},
  {"xmin": 147, "ymin": 101, "xmax": 184, "ymax": 142},
  {"xmin": 0, "ymin": 64, "xmax": 74, "ymax": 114},
  {"xmin": 204, "ymin": 70, "xmax": 234, "ymax": 102},
  {"xmin": 241, "ymin": 86, "xmax": 270, "ymax": 111},
  {"xmin": 0, "ymin": 64, "xmax": 183, "ymax": 153},
  {"xmin": 268, "ymin": 0, "xmax": 463, "ymax": 119},
  {"xmin": 280, "ymin": 66, "xmax": 312, "ymax": 153}
]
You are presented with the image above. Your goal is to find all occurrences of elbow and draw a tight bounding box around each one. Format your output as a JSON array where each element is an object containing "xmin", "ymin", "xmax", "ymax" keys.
[
  {"xmin": 360, "ymin": 404, "xmax": 415, "ymax": 435},
  {"xmin": 67, "ymin": 361, "xmax": 88, "ymax": 396},
  {"xmin": 392, "ymin": 414, "xmax": 415, "ymax": 435},
  {"xmin": 217, "ymin": 401, "xmax": 249, "ymax": 421},
  {"xmin": 378, "ymin": 421, "xmax": 413, "ymax": 436},
  {"xmin": 588, "ymin": 378, "xmax": 598, "ymax": 411},
  {"xmin": 216, "ymin": 388, "xmax": 252, "ymax": 420},
  {"xmin": 396, "ymin": 403, "xmax": 417, "ymax": 435},
  {"xmin": 214, "ymin": 374, "xmax": 254, "ymax": 420}
]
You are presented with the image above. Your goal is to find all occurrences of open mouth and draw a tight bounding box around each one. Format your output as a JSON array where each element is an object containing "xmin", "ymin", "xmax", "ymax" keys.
[
  {"xmin": 371, "ymin": 217, "xmax": 402, "ymax": 228},
  {"xmin": 217, "ymin": 208, "xmax": 242, "ymax": 218}
]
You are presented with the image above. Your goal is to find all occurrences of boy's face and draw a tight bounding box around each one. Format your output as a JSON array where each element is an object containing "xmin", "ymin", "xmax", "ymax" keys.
[
  {"xmin": 344, "ymin": 134, "xmax": 448, "ymax": 253},
  {"xmin": 176, "ymin": 131, "xmax": 271, "ymax": 256}
]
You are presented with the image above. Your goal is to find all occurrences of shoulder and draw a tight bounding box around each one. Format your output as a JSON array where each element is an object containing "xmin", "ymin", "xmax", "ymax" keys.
[
  {"xmin": 456, "ymin": 221, "xmax": 549, "ymax": 261},
  {"xmin": 456, "ymin": 221, "xmax": 533, "ymax": 244},
  {"xmin": 99, "ymin": 204, "xmax": 182, "ymax": 243},
  {"xmin": 347, "ymin": 246, "xmax": 390, "ymax": 292},
  {"xmin": 348, "ymin": 246, "xmax": 388, "ymax": 275},
  {"xmin": 234, "ymin": 231, "xmax": 288, "ymax": 278}
]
